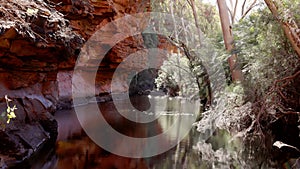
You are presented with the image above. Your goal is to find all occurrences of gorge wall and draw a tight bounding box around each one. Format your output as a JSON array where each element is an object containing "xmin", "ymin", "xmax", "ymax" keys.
[{"xmin": 0, "ymin": 0, "xmax": 177, "ymax": 166}]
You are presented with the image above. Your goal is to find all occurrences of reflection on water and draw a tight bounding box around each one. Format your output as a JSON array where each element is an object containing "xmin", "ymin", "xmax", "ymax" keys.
[
  {"xmin": 57, "ymin": 96, "xmax": 201, "ymax": 169},
  {"xmin": 51, "ymin": 95, "xmax": 202, "ymax": 169},
  {"xmin": 26, "ymin": 95, "xmax": 231, "ymax": 169},
  {"xmin": 24, "ymin": 95, "xmax": 293, "ymax": 168},
  {"xmin": 54, "ymin": 133, "xmax": 202, "ymax": 169}
]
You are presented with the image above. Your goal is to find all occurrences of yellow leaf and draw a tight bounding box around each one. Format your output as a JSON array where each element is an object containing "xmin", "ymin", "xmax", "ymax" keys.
[
  {"xmin": 10, "ymin": 112, "xmax": 16, "ymax": 118},
  {"xmin": 7, "ymin": 113, "xmax": 15, "ymax": 119}
]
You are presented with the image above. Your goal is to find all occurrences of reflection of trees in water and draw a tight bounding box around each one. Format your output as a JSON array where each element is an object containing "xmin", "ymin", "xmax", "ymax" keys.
[
  {"xmin": 150, "ymin": 128, "xmax": 202, "ymax": 169},
  {"xmin": 30, "ymin": 96, "xmax": 256, "ymax": 168},
  {"xmin": 51, "ymin": 96, "xmax": 201, "ymax": 169},
  {"xmin": 148, "ymin": 97, "xmax": 204, "ymax": 168}
]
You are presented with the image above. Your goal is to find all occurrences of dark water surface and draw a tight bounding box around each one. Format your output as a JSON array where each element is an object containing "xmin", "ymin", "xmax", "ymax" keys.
[
  {"xmin": 22, "ymin": 95, "xmax": 300, "ymax": 169},
  {"xmin": 30, "ymin": 96, "xmax": 203, "ymax": 169}
]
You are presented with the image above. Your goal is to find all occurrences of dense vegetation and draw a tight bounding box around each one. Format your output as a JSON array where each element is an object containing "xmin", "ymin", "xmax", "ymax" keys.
[{"xmin": 152, "ymin": 0, "xmax": 300, "ymax": 167}]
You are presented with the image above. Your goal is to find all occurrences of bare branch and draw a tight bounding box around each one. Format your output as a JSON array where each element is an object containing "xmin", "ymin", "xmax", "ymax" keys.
[
  {"xmin": 186, "ymin": 0, "xmax": 192, "ymax": 7},
  {"xmin": 241, "ymin": 0, "xmax": 247, "ymax": 16},
  {"xmin": 232, "ymin": 0, "xmax": 239, "ymax": 24},
  {"xmin": 227, "ymin": 6, "xmax": 234, "ymax": 23},
  {"xmin": 240, "ymin": 0, "xmax": 258, "ymax": 20}
]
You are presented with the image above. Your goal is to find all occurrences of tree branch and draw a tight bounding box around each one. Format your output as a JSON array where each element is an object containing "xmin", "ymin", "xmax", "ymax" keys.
[
  {"xmin": 264, "ymin": 0, "xmax": 300, "ymax": 58},
  {"xmin": 240, "ymin": 0, "xmax": 257, "ymax": 20},
  {"xmin": 232, "ymin": 0, "xmax": 239, "ymax": 24}
]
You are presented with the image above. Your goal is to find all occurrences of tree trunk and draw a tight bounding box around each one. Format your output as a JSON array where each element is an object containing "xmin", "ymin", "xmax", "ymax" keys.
[
  {"xmin": 264, "ymin": 0, "xmax": 300, "ymax": 58},
  {"xmin": 217, "ymin": 0, "xmax": 243, "ymax": 82}
]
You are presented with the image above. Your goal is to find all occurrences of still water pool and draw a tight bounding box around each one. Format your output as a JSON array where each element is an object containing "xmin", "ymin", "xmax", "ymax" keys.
[{"xmin": 26, "ymin": 95, "xmax": 254, "ymax": 169}]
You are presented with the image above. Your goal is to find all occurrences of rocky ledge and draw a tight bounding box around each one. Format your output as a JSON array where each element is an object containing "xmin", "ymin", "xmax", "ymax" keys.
[
  {"xmin": 0, "ymin": 98, "xmax": 57, "ymax": 168},
  {"xmin": 0, "ymin": 0, "xmax": 83, "ymax": 167}
]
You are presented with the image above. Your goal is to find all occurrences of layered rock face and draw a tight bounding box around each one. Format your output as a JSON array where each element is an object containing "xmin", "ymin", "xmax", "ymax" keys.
[
  {"xmin": 52, "ymin": 0, "xmax": 174, "ymax": 104},
  {"xmin": 0, "ymin": 0, "xmax": 155, "ymax": 111},
  {"xmin": 0, "ymin": 0, "xmax": 84, "ymax": 166},
  {"xmin": 0, "ymin": 0, "xmax": 144, "ymax": 166},
  {"xmin": 0, "ymin": 0, "xmax": 177, "ymax": 166}
]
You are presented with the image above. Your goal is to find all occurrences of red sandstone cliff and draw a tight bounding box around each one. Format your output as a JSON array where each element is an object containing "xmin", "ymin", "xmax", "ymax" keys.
[{"xmin": 0, "ymin": 0, "xmax": 153, "ymax": 166}]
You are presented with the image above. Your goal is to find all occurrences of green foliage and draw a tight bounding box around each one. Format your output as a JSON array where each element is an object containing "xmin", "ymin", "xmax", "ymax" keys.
[
  {"xmin": 277, "ymin": 0, "xmax": 300, "ymax": 25},
  {"xmin": 151, "ymin": 0, "xmax": 221, "ymax": 38},
  {"xmin": 151, "ymin": 0, "xmax": 225, "ymax": 101},
  {"xmin": 155, "ymin": 52, "xmax": 199, "ymax": 97},
  {"xmin": 0, "ymin": 95, "xmax": 17, "ymax": 130},
  {"xmin": 234, "ymin": 7, "xmax": 299, "ymax": 97},
  {"xmin": 154, "ymin": 40, "xmax": 219, "ymax": 101},
  {"xmin": 153, "ymin": 1, "xmax": 299, "ymax": 167}
]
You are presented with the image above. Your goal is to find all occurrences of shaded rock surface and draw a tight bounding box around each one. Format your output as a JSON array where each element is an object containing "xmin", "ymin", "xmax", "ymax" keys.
[
  {"xmin": 0, "ymin": 98, "xmax": 57, "ymax": 168},
  {"xmin": 0, "ymin": 0, "xmax": 81, "ymax": 167}
]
